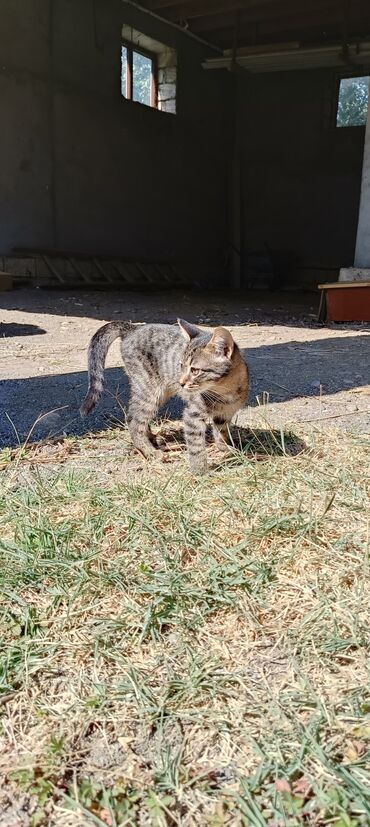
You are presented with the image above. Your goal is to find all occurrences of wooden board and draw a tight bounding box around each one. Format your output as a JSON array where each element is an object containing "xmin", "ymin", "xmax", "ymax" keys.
[
  {"xmin": 318, "ymin": 281, "xmax": 370, "ymax": 290},
  {"xmin": 326, "ymin": 286, "xmax": 370, "ymax": 322},
  {"xmin": 0, "ymin": 272, "xmax": 13, "ymax": 291}
]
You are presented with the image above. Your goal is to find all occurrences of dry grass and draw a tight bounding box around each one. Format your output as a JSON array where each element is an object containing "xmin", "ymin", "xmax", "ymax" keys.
[{"xmin": 0, "ymin": 421, "xmax": 369, "ymax": 826}]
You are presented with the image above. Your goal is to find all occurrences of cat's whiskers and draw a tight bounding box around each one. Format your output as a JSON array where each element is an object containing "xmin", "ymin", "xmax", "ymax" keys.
[{"xmin": 201, "ymin": 389, "xmax": 226, "ymax": 407}]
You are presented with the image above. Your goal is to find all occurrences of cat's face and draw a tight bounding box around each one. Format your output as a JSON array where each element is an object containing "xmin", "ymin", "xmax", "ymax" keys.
[{"xmin": 178, "ymin": 319, "xmax": 235, "ymax": 392}]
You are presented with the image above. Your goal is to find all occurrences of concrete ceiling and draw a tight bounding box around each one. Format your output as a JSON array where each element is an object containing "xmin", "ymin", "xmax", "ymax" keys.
[{"xmin": 137, "ymin": 0, "xmax": 370, "ymax": 51}]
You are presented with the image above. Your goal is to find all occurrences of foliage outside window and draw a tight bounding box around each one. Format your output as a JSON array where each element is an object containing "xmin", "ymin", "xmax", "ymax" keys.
[
  {"xmin": 121, "ymin": 44, "xmax": 157, "ymax": 108},
  {"xmin": 336, "ymin": 75, "xmax": 369, "ymax": 127},
  {"xmin": 121, "ymin": 26, "xmax": 177, "ymax": 115}
]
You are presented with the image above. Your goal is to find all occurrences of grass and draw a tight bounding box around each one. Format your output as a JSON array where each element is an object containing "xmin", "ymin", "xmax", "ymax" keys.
[{"xmin": 0, "ymin": 422, "xmax": 369, "ymax": 826}]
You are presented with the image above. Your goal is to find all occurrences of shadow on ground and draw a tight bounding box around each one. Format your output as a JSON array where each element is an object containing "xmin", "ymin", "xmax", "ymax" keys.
[
  {"xmin": 0, "ymin": 288, "xmax": 326, "ymax": 329},
  {"xmin": 0, "ymin": 323, "xmax": 46, "ymax": 337},
  {"xmin": 153, "ymin": 422, "xmax": 306, "ymax": 460},
  {"xmin": 0, "ymin": 329, "xmax": 369, "ymax": 448}
]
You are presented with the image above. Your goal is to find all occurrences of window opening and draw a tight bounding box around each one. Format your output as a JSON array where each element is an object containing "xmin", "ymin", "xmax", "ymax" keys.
[
  {"xmin": 121, "ymin": 26, "xmax": 177, "ymax": 114},
  {"xmin": 336, "ymin": 75, "xmax": 369, "ymax": 127},
  {"xmin": 121, "ymin": 44, "xmax": 157, "ymax": 108}
]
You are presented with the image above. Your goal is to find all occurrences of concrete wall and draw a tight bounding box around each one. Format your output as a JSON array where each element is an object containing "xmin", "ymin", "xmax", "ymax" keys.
[
  {"xmin": 238, "ymin": 69, "xmax": 366, "ymax": 287},
  {"xmin": 1, "ymin": 1, "xmax": 365, "ymax": 288},
  {"xmin": 0, "ymin": 0, "xmax": 232, "ymax": 271},
  {"xmin": 354, "ymin": 92, "xmax": 370, "ymax": 267}
]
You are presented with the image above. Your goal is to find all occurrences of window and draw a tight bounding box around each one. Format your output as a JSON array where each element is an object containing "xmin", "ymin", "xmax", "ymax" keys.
[
  {"xmin": 121, "ymin": 26, "xmax": 177, "ymax": 114},
  {"xmin": 121, "ymin": 44, "xmax": 157, "ymax": 108},
  {"xmin": 336, "ymin": 75, "xmax": 369, "ymax": 127}
]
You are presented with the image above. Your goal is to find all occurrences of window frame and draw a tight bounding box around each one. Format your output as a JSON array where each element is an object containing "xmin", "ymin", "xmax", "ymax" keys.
[
  {"xmin": 122, "ymin": 40, "xmax": 158, "ymax": 109},
  {"xmin": 335, "ymin": 72, "xmax": 370, "ymax": 129}
]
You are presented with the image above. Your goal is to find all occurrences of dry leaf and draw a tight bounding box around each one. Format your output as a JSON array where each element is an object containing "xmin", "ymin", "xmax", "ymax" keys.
[{"xmin": 344, "ymin": 740, "xmax": 366, "ymax": 763}]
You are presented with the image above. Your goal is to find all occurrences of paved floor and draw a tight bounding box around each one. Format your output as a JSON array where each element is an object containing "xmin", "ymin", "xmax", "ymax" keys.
[{"xmin": 0, "ymin": 288, "xmax": 369, "ymax": 447}]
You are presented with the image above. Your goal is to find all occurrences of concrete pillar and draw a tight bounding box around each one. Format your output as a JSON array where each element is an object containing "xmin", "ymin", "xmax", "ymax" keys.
[{"xmin": 354, "ymin": 94, "xmax": 370, "ymax": 267}]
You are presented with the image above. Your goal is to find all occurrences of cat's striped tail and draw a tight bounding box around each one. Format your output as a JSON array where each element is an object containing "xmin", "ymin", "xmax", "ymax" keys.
[{"xmin": 80, "ymin": 321, "xmax": 135, "ymax": 417}]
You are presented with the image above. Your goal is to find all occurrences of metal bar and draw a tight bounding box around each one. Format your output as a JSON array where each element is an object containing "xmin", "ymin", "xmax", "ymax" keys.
[
  {"xmin": 136, "ymin": 262, "xmax": 157, "ymax": 282},
  {"xmin": 168, "ymin": 264, "xmax": 183, "ymax": 283},
  {"xmin": 42, "ymin": 255, "xmax": 64, "ymax": 284},
  {"xmin": 317, "ymin": 289, "xmax": 327, "ymax": 323},
  {"xmin": 127, "ymin": 45, "xmax": 133, "ymax": 99},
  {"xmin": 70, "ymin": 257, "xmax": 91, "ymax": 284},
  {"xmin": 121, "ymin": 0, "xmax": 222, "ymax": 53},
  {"xmin": 154, "ymin": 263, "xmax": 172, "ymax": 282},
  {"xmin": 93, "ymin": 258, "xmax": 115, "ymax": 283},
  {"xmin": 111, "ymin": 262, "xmax": 134, "ymax": 284}
]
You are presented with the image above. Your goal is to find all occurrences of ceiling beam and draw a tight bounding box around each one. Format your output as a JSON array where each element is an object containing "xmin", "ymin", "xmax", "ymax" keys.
[
  {"xmin": 207, "ymin": 19, "xmax": 370, "ymax": 49},
  {"xmin": 161, "ymin": 0, "xmax": 291, "ymax": 21},
  {"xmin": 138, "ymin": 0, "xmax": 370, "ymax": 51},
  {"xmin": 144, "ymin": 0, "xmax": 194, "ymax": 8},
  {"xmin": 143, "ymin": 0, "xmax": 367, "ymax": 28},
  {"xmin": 188, "ymin": 1, "xmax": 342, "ymax": 33},
  {"xmin": 145, "ymin": 0, "xmax": 282, "ymax": 13}
]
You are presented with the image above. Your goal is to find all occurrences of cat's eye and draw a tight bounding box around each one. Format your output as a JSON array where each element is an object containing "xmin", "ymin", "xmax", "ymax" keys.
[{"xmin": 190, "ymin": 367, "xmax": 200, "ymax": 375}]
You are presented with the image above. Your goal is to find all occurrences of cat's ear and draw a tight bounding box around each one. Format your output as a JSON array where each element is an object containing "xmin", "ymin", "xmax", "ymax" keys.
[
  {"xmin": 177, "ymin": 318, "xmax": 201, "ymax": 341},
  {"xmin": 207, "ymin": 327, "xmax": 235, "ymax": 359}
]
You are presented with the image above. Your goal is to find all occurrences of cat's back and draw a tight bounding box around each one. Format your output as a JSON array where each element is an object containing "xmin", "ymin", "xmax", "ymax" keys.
[
  {"xmin": 121, "ymin": 322, "xmax": 184, "ymax": 379},
  {"xmin": 123, "ymin": 322, "xmax": 181, "ymax": 350}
]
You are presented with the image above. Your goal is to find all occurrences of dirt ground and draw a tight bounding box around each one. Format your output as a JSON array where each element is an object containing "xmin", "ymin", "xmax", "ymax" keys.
[{"xmin": 0, "ymin": 288, "xmax": 369, "ymax": 447}]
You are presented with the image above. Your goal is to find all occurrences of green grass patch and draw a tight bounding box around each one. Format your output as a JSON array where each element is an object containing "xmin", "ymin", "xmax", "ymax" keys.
[{"xmin": 0, "ymin": 426, "xmax": 369, "ymax": 825}]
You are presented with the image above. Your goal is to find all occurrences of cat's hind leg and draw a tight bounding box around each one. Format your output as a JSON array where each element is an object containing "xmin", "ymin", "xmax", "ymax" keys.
[{"xmin": 127, "ymin": 384, "xmax": 161, "ymax": 460}]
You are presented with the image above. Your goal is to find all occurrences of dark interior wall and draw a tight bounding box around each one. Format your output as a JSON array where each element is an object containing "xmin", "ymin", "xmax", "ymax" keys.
[
  {"xmin": 0, "ymin": 0, "xmax": 232, "ymax": 269},
  {"xmin": 1, "ymin": 1, "xmax": 365, "ymax": 287},
  {"xmin": 0, "ymin": 2, "xmax": 54, "ymax": 253},
  {"xmin": 238, "ymin": 68, "xmax": 366, "ymax": 286}
]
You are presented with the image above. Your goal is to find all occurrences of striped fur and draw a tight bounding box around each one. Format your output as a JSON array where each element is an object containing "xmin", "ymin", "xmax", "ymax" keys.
[{"xmin": 80, "ymin": 319, "xmax": 249, "ymax": 473}]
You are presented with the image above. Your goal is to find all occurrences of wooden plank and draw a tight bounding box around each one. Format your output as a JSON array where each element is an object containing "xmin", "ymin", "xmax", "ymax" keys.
[
  {"xmin": 317, "ymin": 289, "xmax": 326, "ymax": 323},
  {"xmin": 0, "ymin": 272, "xmax": 12, "ymax": 291},
  {"xmin": 111, "ymin": 262, "xmax": 135, "ymax": 284},
  {"xmin": 92, "ymin": 258, "xmax": 115, "ymax": 283},
  {"xmin": 13, "ymin": 247, "xmax": 179, "ymax": 265},
  {"xmin": 41, "ymin": 256, "xmax": 65, "ymax": 284},
  {"xmin": 167, "ymin": 264, "xmax": 184, "ymax": 283},
  {"xmin": 136, "ymin": 262, "xmax": 157, "ymax": 283},
  {"xmin": 154, "ymin": 263, "xmax": 173, "ymax": 283},
  {"xmin": 70, "ymin": 258, "xmax": 91, "ymax": 284},
  {"xmin": 6, "ymin": 250, "xmax": 191, "ymax": 288},
  {"xmin": 319, "ymin": 281, "xmax": 370, "ymax": 289}
]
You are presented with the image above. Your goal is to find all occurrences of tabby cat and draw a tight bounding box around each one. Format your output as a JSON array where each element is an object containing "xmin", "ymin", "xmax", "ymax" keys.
[{"xmin": 80, "ymin": 319, "xmax": 249, "ymax": 473}]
